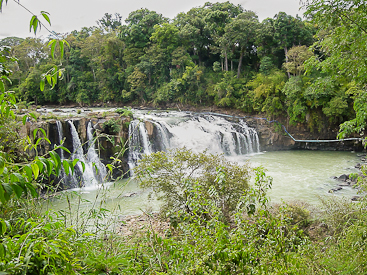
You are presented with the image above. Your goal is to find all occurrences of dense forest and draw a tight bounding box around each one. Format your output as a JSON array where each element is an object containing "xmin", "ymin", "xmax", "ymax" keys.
[
  {"xmin": 1, "ymin": 1, "xmax": 364, "ymax": 133},
  {"xmin": 0, "ymin": 0, "xmax": 367, "ymax": 274}
]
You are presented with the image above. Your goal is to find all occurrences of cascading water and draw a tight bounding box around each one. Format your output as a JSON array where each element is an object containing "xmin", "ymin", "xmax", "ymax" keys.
[
  {"xmin": 68, "ymin": 121, "xmax": 99, "ymax": 187},
  {"xmin": 86, "ymin": 121, "xmax": 107, "ymax": 182},
  {"xmin": 127, "ymin": 111, "xmax": 260, "ymax": 169},
  {"xmin": 56, "ymin": 121, "xmax": 78, "ymax": 188},
  {"xmin": 127, "ymin": 120, "xmax": 153, "ymax": 173}
]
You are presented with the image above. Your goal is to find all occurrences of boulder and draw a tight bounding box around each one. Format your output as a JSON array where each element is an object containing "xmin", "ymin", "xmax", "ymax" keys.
[
  {"xmin": 336, "ymin": 174, "xmax": 349, "ymax": 182},
  {"xmin": 328, "ymin": 187, "xmax": 343, "ymax": 193}
]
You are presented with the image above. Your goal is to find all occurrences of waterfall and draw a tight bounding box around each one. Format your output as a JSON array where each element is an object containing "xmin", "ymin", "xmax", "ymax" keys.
[
  {"xmin": 127, "ymin": 120, "xmax": 153, "ymax": 172},
  {"xmin": 56, "ymin": 121, "xmax": 78, "ymax": 188},
  {"xmin": 151, "ymin": 121, "xmax": 170, "ymax": 151},
  {"xmin": 127, "ymin": 112, "xmax": 261, "ymax": 168},
  {"xmin": 68, "ymin": 121, "xmax": 99, "ymax": 187},
  {"xmin": 86, "ymin": 121, "xmax": 107, "ymax": 182}
]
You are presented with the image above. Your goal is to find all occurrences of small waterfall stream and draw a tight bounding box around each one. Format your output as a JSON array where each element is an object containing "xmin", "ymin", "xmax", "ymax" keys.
[
  {"xmin": 56, "ymin": 121, "xmax": 78, "ymax": 188},
  {"xmin": 127, "ymin": 112, "xmax": 260, "ymax": 169},
  {"xmin": 68, "ymin": 121, "xmax": 99, "ymax": 187},
  {"xmin": 55, "ymin": 120, "xmax": 108, "ymax": 188},
  {"xmin": 86, "ymin": 121, "xmax": 107, "ymax": 182}
]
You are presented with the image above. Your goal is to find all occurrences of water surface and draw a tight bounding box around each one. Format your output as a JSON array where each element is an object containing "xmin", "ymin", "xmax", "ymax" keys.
[{"xmin": 45, "ymin": 150, "xmax": 360, "ymax": 218}]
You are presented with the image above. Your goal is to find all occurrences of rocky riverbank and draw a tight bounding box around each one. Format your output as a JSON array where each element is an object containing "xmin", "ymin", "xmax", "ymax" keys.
[{"xmin": 329, "ymin": 153, "xmax": 366, "ymax": 199}]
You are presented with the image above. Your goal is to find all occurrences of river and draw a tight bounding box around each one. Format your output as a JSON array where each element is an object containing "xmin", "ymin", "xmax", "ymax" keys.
[{"xmin": 44, "ymin": 150, "xmax": 361, "ymax": 220}]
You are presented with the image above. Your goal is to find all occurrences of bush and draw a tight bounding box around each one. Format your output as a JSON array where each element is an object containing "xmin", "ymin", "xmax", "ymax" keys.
[
  {"xmin": 135, "ymin": 148, "xmax": 252, "ymax": 222},
  {"xmin": 116, "ymin": 107, "xmax": 133, "ymax": 118},
  {"xmin": 103, "ymin": 118, "xmax": 121, "ymax": 135}
]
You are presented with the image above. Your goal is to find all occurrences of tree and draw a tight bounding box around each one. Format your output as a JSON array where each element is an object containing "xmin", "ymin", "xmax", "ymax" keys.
[
  {"xmin": 224, "ymin": 11, "xmax": 259, "ymax": 78},
  {"xmin": 174, "ymin": 7, "xmax": 210, "ymax": 66},
  {"xmin": 97, "ymin": 13, "xmax": 122, "ymax": 32},
  {"xmin": 127, "ymin": 67, "xmax": 147, "ymax": 102},
  {"xmin": 204, "ymin": 2, "xmax": 243, "ymax": 70},
  {"xmin": 135, "ymin": 148, "xmax": 251, "ymax": 222},
  {"xmin": 302, "ymin": 0, "xmax": 367, "ymax": 137},
  {"xmin": 283, "ymin": 45, "xmax": 313, "ymax": 76},
  {"xmin": 119, "ymin": 9, "xmax": 167, "ymax": 49}
]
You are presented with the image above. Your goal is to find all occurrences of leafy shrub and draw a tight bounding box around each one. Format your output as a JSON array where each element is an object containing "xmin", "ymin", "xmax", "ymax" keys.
[
  {"xmin": 135, "ymin": 148, "xmax": 252, "ymax": 222},
  {"xmin": 116, "ymin": 107, "xmax": 133, "ymax": 118},
  {"xmin": 103, "ymin": 118, "xmax": 121, "ymax": 135}
]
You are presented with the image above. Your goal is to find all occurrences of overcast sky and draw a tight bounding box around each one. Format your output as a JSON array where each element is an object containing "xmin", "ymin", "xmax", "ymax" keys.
[{"xmin": 0, "ymin": 0, "xmax": 304, "ymax": 40}]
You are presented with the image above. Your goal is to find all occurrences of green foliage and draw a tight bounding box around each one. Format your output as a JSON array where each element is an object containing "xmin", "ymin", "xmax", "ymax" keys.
[
  {"xmin": 103, "ymin": 118, "xmax": 121, "ymax": 134},
  {"xmin": 116, "ymin": 107, "xmax": 133, "ymax": 118},
  {"xmin": 283, "ymin": 45, "xmax": 314, "ymax": 76},
  {"xmin": 0, "ymin": 216, "xmax": 84, "ymax": 274},
  {"xmin": 247, "ymin": 69, "xmax": 287, "ymax": 116},
  {"xmin": 303, "ymin": 0, "xmax": 367, "ymax": 137},
  {"xmin": 135, "ymin": 148, "xmax": 252, "ymax": 222}
]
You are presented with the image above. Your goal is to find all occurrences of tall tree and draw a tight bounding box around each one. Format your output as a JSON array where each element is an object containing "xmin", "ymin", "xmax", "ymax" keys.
[
  {"xmin": 224, "ymin": 11, "xmax": 259, "ymax": 78},
  {"xmin": 302, "ymin": 0, "xmax": 367, "ymax": 137}
]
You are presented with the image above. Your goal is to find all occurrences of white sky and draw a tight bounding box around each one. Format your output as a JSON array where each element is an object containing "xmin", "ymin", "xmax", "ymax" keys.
[{"xmin": 0, "ymin": 0, "xmax": 304, "ymax": 40}]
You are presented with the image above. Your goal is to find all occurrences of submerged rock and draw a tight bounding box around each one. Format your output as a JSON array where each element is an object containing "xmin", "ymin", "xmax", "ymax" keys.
[
  {"xmin": 328, "ymin": 187, "xmax": 343, "ymax": 193},
  {"xmin": 336, "ymin": 174, "xmax": 349, "ymax": 182},
  {"xmin": 351, "ymin": 196, "xmax": 361, "ymax": 201}
]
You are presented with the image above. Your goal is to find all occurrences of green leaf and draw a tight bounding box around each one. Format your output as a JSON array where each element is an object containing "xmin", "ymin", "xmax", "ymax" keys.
[
  {"xmin": 46, "ymin": 74, "xmax": 52, "ymax": 85},
  {"xmin": 31, "ymin": 163, "xmax": 39, "ymax": 179},
  {"xmin": 36, "ymin": 160, "xmax": 44, "ymax": 174},
  {"xmin": 0, "ymin": 219, "xmax": 7, "ymax": 236},
  {"xmin": 62, "ymin": 160, "xmax": 70, "ymax": 176},
  {"xmin": 41, "ymin": 11, "xmax": 51, "ymax": 25},
  {"xmin": 68, "ymin": 160, "xmax": 75, "ymax": 174},
  {"xmin": 59, "ymin": 40, "xmax": 64, "ymax": 59},
  {"xmin": 10, "ymin": 173, "xmax": 24, "ymax": 183},
  {"xmin": 29, "ymin": 112, "xmax": 37, "ymax": 121},
  {"xmin": 29, "ymin": 15, "xmax": 37, "ymax": 32},
  {"xmin": 1, "ymin": 75, "xmax": 12, "ymax": 85},
  {"xmin": 45, "ymin": 160, "xmax": 53, "ymax": 177},
  {"xmin": 0, "ymin": 243, "xmax": 5, "ymax": 259},
  {"xmin": 0, "ymin": 81, "xmax": 4, "ymax": 93},
  {"xmin": 33, "ymin": 129, "xmax": 38, "ymax": 140},
  {"xmin": 24, "ymin": 165, "xmax": 33, "ymax": 181},
  {"xmin": 0, "ymin": 157, "xmax": 5, "ymax": 175},
  {"xmin": 106, "ymin": 164, "xmax": 113, "ymax": 172},
  {"xmin": 30, "ymin": 15, "xmax": 39, "ymax": 34},
  {"xmin": 50, "ymin": 40, "xmax": 57, "ymax": 59},
  {"xmin": 58, "ymin": 146, "xmax": 71, "ymax": 154},
  {"xmin": 40, "ymin": 78, "xmax": 45, "ymax": 91},
  {"xmin": 11, "ymin": 183, "xmax": 23, "ymax": 198},
  {"xmin": 49, "ymin": 151, "xmax": 61, "ymax": 175},
  {"xmin": 22, "ymin": 115, "xmax": 27, "ymax": 125},
  {"xmin": 0, "ymin": 185, "xmax": 5, "ymax": 204},
  {"xmin": 72, "ymin": 159, "xmax": 79, "ymax": 167},
  {"xmin": 39, "ymin": 128, "xmax": 47, "ymax": 138},
  {"xmin": 2, "ymin": 183, "xmax": 12, "ymax": 200},
  {"xmin": 63, "ymin": 39, "xmax": 70, "ymax": 48},
  {"xmin": 81, "ymin": 162, "xmax": 85, "ymax": 173},
  {"xmin": 25, "ymin": 182, "xmax": 38, "ymax": 198}
]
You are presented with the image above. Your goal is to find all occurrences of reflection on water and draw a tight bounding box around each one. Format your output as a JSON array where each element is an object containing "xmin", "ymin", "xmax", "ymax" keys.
[{"xmin": 44, "ymin": 150, "xmax": 361, "ymax": 218}]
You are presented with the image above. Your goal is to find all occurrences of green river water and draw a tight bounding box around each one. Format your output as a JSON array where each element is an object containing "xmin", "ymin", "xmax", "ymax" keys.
[{"xmin": 44, "ymin": 150, "xmax": 361, "ymax": 219}]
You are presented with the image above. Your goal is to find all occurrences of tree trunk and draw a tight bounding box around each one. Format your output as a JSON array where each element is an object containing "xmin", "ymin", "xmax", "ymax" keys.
[
  {"xmin": 284, "ymin": 46, "xmax": 290, "ymax": 78},
  {"xmin": 92, "ymin": 67, "xmax": 96, "ymax": 81},
  {"xmin": 224, "ymin": 50, "xmax": 228, "ymax": 72},
  {"xmin": 237, "ymin": 49, "xmax": 244, "ymax": 79}
]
